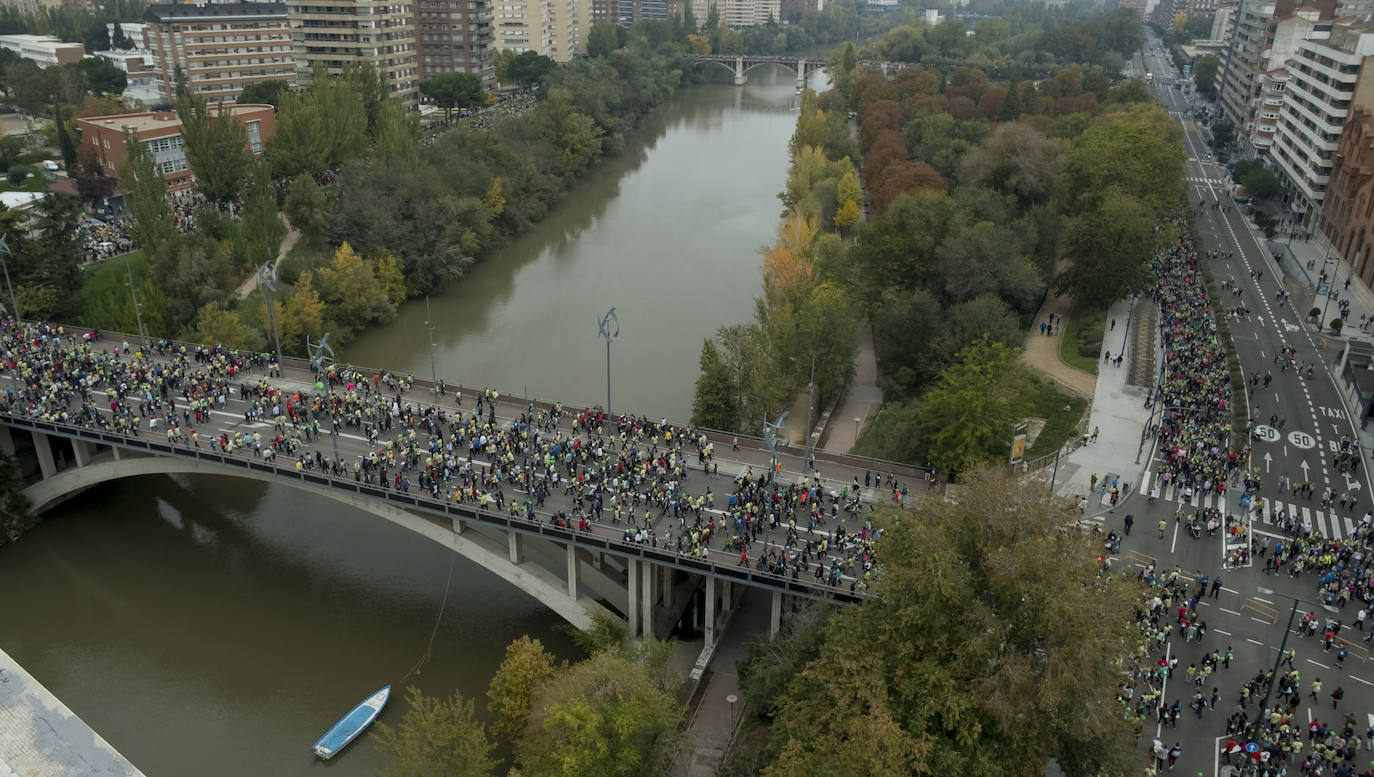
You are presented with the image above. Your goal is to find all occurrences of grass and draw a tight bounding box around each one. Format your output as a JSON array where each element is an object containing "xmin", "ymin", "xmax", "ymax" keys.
[
  {"xmin": 1021, "ymin": 374, "xmax": 1089, "ymax": 458},
  {"xmin": 0, "ymin": 173, "xmax": 51, "ymax": 194},
  {"xmin": 1059, "ymin": 307, "xmax": 1105, "ymax": 375}
]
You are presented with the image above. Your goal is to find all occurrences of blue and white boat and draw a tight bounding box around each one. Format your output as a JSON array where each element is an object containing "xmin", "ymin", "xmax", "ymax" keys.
[{"xmin": 312, "ymin": 685, "xmax": 390, "ymax": 760}]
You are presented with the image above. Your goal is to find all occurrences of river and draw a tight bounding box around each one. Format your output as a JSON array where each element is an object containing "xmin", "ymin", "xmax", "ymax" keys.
[{"xmin": 0, "ymin": 66, "xmax": 820, "ymax": 777}]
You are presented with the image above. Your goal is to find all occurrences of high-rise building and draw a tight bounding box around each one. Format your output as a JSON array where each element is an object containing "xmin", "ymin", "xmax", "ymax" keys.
[
  {"xmin": 1271, "ymin": 23, "xmax": 1374, "ymax": 230},
  {"xmin": 416, "ymin": 0, "xmax": 495, "ymax": 85},
  {"xmin": 143, "ymin": 3, "xmax": 296, "ymax": 106},
  {"xmin": 687, "ymin": 0, "xmax": 780, "ymax": 26},
  {"xmin": 1220, "ymin": 0, "xmax": 1337, "ymax": 150},
  {"xmin": 493, "ymin": 0, "xmax": 588, "ymax": 60},
  {"xmin": 287, "ymin": 0, "xmax": 419, "ymax": 104}
]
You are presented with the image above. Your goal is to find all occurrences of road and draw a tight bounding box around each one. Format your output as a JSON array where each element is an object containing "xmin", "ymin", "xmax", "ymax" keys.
[
  {"xmin": 1102, "ymin": 39, "xmax": 1374, "ymax": 777},
  {"xmin": 0, "ymin": 325, "xmax": 932, "ymax": 605}
]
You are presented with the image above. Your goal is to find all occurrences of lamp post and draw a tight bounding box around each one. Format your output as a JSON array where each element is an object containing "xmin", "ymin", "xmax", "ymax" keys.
[
  {"xmin": 307, "ymin": 332, "xmax": 340, "ymax": 466},
  {"xmin": 596, "ymin": 307, "xmax": 619, "ymax": 413},
  {"xmin": 0, "ymin": 234, "xmax": 19, "ymax": 321},
  {"xmin": 257, "ymin": 261, "xmax": 282, "ymax": 365},
  {"xmin": 125, "ymin": 257, "xmax": 146, "ymax": 345},
  {"xmin": 794, "ymin": 354, "xmax": 816, "ymax": 469},
  {"xmin": 763, "ymin": 411, "xmax": 789, "ymax": 484},
  {"xmin": 424, "ymin": 296, "xmax": 439, "ymax": 402},
  {"xmin": 853, "ymin": 416, "xmax": 861, "ymax": 446}
]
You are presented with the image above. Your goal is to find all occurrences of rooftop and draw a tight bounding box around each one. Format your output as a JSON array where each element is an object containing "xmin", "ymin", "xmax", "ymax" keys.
[
  {"xmin": 77, "ymin": 105, "xmax": 273, "ymax": 136},
  {"xmin": 143, "ymin": 2, "xmax": 286, "ymax": 22},
  {"xmin": 0, "ymin": 34, "xmax": 84, "ymax": 49}
]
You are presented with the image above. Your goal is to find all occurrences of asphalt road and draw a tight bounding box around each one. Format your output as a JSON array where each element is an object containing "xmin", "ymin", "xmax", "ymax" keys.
[{"xmin": 1099, "ymin": 41, "xmax": 1374, "ymax": 777}]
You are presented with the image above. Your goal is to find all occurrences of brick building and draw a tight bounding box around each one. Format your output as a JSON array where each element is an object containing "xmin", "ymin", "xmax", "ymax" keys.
[{"xmin": 76, "ymin": 105, "xmax": 276, "ymax": 192}]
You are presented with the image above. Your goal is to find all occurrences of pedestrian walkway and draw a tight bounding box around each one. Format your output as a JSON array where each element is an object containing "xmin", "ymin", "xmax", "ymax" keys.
[
  {"xmin": 821, "ymin": 322, "xmax": 882, "ymax": 455},
  {"xmin": 1132, "ymin": 469, "xmax": 1358, "ymax": 540},
  {"xmin": 233, "ymin": 218, "xmax": 300, "ymax": 300},
  {"xmin": 1051, "ymin": 295, "xmax": 1156, "ymax": 510},
  {"xmin": 1021, "ymin": 284, "xmax": 1096, "ymax": 399},
  {"xmin": 0, "ymin": 646, "xmax": 145, "ymax": 777}
]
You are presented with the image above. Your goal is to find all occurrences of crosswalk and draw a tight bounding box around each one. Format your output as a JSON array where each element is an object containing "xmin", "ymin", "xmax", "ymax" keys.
[
  {"xmin": 1138, "ymin": 470, "xmax": 1358, "ymax": 540},
  {"xmin": 1186, "ymin": 176, "xmax": 1225, "ymax": 186}
]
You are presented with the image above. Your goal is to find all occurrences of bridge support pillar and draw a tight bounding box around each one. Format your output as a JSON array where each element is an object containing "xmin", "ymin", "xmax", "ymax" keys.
[
  {"xmin": 71, "ymin": 439, "xmax": 92, "ymax": 467},
  {"xmin": 796, "ymin": 58, "xmax": 806, "ymax": 90},
  {"xmin": 704, "ymin": 575, "xmax": 716, "ymax": 645},
  {"xmin": 566, "ymin": 544, "xmax": 579, "ymax": 600},
  {"xmin": 639, "ymin": 560, "xmax": 654, "ymax": 639},
  {"xmin": 627, "ymin": 559, "xmax": 641, "ymax": 637},
  {"xmin": 31, "ymin": 432, "xmax": 56, "ymax": 479},
  {"xmin": 734, "ymin": 56, "xmax": 746, "ymax": 86},
  {"xmin": 508, "ymin": 531, "xmax": 523, "ymax": 564},
  {"xmin": 769, "ymin": 590, "xmax": 782, "ymax": 637},
  {"xmin": 452, "ymin": 517, "xmax": 465, "ymax": 535},
  {"xmin": 0, "ymin": 425, "xmax": 14, "ymax": 458}
]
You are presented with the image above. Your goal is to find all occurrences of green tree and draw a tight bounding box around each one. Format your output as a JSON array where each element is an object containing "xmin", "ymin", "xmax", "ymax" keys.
[
  {"xmin": 53, "ymin": 101, "xmax": 76, "ymax": 171},
  {"xmin": 235, "ymin": 160, "xmax": 286, "ymax": 268},
  {"xmin": 761, "ymin": 466, "xmax": 1141, "ymax": 777},
  {"xmin": 237, "ymin": 79, "xmax": 292, "ymax": 107},
  {"xmin": 194, "ymin": 302, "xmax": 258, "ymax": 348},
  {"xmin": 72, "ymin": 56, "xmax": 126, "ymax": 95},
  {"xmin": 586, "ymin": 22, "xmax": 622, "ymax": 58},
  {"xmin": 1055, "ymin": 191, "xmax": 1157, "ymax": 309},
  {"xmin": 119, "ymin": 129, "xmax": 175, "ymax": 255},
  {"xmin": 1063, "ymin": 106, "xmax": 1184, "ymax": 218},
  {"xmin": 487, "ymin": 635, "xmax": 561, "ymax": 741},
  {"xmin": 517, "ymin": 649, "xmax": 682, "ymax": 777},
  {"xmin": 176, "ymin": 87, "xmax": 250, "ymax": 204},
  {"xmin": 0, "ymin": 450, "xmax": 33, "ymax": 543},
  {"xmin": 917, "ymin": 338, "xmax": 1030, "ymax": 473},
  {"xmin": 148, "ymin": 233, "xmax": 237, "ymax": 335},
  {"xmin": 1233, "ymin": 158, "xmax": 1282, "ymax": 200},
  {"xmin": 1193, "ymin": 54, "xmax": 1221, "ymax": 98},
  {"xmin": 372, "ymin": 686, "xmax": 497, "ymax": 777},
  {"xmin": 284, "ymin": 175, "xmax": 326, "ymax": 237},
  {"xmin": 833, "ymin": 198, "xmax": 861, "ymax": 232},
  {"xmin": 506, "ymin": 51, "xmax": 556, "ymax": 88},
  {"xmin": 373, "ymin": 98, "xmax": 419, "ymax": 166},
  {"xmin": 691, "ymin": 338, "xmax": 739, "ymax": 431},
  {"xmin": 419, "ymin": 72, "xmax": 485, "ymax": 120}
]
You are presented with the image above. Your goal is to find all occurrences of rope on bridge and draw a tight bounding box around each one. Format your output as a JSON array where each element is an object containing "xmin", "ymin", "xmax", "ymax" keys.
[{"xmin": 396, "ymin": 541, "xmax": 458, "ymax": 685}]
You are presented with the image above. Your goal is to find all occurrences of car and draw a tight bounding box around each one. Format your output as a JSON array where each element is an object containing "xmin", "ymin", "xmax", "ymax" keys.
[{"xmin": 41, "ymin": 160, "xmax": 59, "ymax": 171}]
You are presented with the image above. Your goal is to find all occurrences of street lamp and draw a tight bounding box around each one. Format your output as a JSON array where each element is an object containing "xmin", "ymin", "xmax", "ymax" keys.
[
  {"xmin": 596, "ymin": 307, "xmax": 619, "ymax": 414},
  {"xmin": 1245, "ymin": 586, "xmax": 1339, "ymax": 757},
  {"xmin": 258, "ymin": 261, "xmax": 282, "ymax": 365},
  {"xmin": 853, "ymin": 416, "xmax": 861, "ymax": 445},
  {"xmin": 424, "ymin": 296, "xmax": 439, "ymax": 402},
  {"xmin": 764, "ymin": 411, "xmax": 789, "ymax": 484},
  {"xmin": 307, "ymin": 332, "xmax": 341, "ymax": 467},
  {"xmin": 125, "ymin": 257, "xmax": 146, "ymax": 345}
]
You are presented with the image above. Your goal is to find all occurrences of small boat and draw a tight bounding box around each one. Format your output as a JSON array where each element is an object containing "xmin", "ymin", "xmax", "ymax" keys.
[{"xmin": 312, "ymin": 685, "xmax": 390, "ymax": 760}]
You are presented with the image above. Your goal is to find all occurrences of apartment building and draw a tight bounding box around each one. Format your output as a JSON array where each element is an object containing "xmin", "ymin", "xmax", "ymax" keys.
[
  {"xmin": 1319, "ymin": 106, "xmax": 1374, "ymax": 286},
  {"xmin": 1270, "ymin": 24, "xmax": 1374, "ymax": 229},
  {"xmin": 76, "ymin": 105, "xmax": 275, "ymax": 192},
  {"xmin": 417, "ymin": 0, "xmax": 495, "ymax": 84},
  {"xmin": 287, "ymin": 0, "xmax": 419, "ymax": 104},
  {"xmin": 493, "ymin": 0, "xmax": 588, "ymax": 60},
  {"xmin": 1220, "ymin": 0, "xmax": 1337, "ymax": 150},
  {"xmin": 0, "ymin": 34, "xmax": 84, "ymax": 66},
  {"xmin": 143, "ymin": 3, "xmax": 295, "ymax": 106},
  {"xmin": 687, "ymin": 0, "xmax": 781, "ymax": 26}
]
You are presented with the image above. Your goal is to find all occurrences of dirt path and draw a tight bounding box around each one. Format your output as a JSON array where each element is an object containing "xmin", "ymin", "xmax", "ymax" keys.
[
  {"xmin": 234, "ymin": 216, "xmax": 300, "ymax": 300},
  {"xmin": 1021, "ymin": 287, "xmax": 1096, "ymax": 399}
]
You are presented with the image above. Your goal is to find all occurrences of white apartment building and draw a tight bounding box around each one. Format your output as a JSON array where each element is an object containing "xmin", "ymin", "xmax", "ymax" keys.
[
  {"xmin": 1271, "ymin": 23, "xmax": 1374, "ymax": 229},
  {"xmin": 287, "ymin": 0, "xmax": 419, "ymax": 104},
  {"xmin": 144, "ymin": 3, "xmax": 296, "ymax": 105},
  {"xmin": 1221, "ymin": 0, "xmax": 1332, "ymax": 152},
  {"xmin": 1253, "ymin": 66, "xmax": 1293, "ymax": 151},
  {"xmin": 493, "ymin": 0, "xmax": 587, "ymax": 60},
  {"xmin": 0, "ymin": 34, "xmax": 85, "ymax": 66},
  {"xmin": 688, "ymin": 0, "xmax": 782, "ymax": 27}
]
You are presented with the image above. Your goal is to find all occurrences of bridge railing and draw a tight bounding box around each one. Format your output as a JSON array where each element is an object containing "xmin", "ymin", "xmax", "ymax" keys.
[{"xmin": 5, "ymin": 414, "xmax": 869, "ymax": 603}]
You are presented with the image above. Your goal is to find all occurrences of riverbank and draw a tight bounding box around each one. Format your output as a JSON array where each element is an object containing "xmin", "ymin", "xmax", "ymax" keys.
[{"xmin": 0, "ymin": 645, "xmax": 145, "ymax": 777}]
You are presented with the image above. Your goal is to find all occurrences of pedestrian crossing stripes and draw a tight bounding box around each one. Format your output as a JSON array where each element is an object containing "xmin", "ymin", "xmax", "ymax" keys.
[
  {"xmin": 1138, "ymin": 470, "xmax": 1357, "ymax": 540},
  {"xmin": 1186, "ymin": 176, "xmax": 1225, "ymax": 186}
]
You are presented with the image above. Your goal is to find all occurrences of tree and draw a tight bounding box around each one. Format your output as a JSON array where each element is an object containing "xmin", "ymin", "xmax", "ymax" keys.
[
  {"xmin": 506, "ymin": 51, "xmax": 556, "ymax": 88},
  {"xmin": 760, "ymin": 467, "xmax": 1141, "ymax": 777},
  {"xmin": 148, "ymin": 233, "xmax": 237, "ymax": 335},
  {"xmin": 419, "ymin": 72, "xmax": 485, "ymax": 120},
  {"xmin": 488, "ymin": 635, "xmax": 561, "ymax": 741},
  {"xmin": 1193, "ymin": 53, "xmax": 1221, "ymax": 99},
  {"xmin": 586, "ymin": 23, "xmax": 622, "ymax": 58},
  {"xmin": 237, "ymin": 79, "xmax": 292, "ymax": 107},
  {"xmin": 283, "ymin": 175, "xmax": 326, "ymax": 237},
  {"xmin": 73, "ymin": 57, "xmax": 126, "ymax": 96},
  {"xmin": 517, "ymin": 649, "xmax": 682, "ymax": 777},
  {"xmin": 313, "ymin": 242, "xmax": 395, "ymax": 332},
  {"xmin": 0, "ymin": 450, "xmax": 33, "ymax": 542},
  {"xmin": 194, "ymin": 302, "xmax": 258, "ymax": 348},
  {"xmin": 372, "ymin": 686, "xmax": 497, "ymax": 777},
  {"xmin": 235, "ymin": 160, "xmax": 286, "ymax": 268},
  {"xmin": 74, "ymin": 171, "xmax": 116, "ymax": 204},
  {"xmin": 916, "ymin": 338, "xmax": 1030, "ymax": 473},
  {"xmin": 1056, "ymin": 191, "xmax": 1157, "ymax": 309},
  {"xmin": 1234, "ymin": 159, "xmax": 1282, "ymax": 200},
  {"xmin": 692, "ymin": 338, "xmax": 739, "ymax": 431},
  {"xmin": 833, "ymin": 198, "xmax": 861, "ymax": 232},
  {"xmin": 372, "ymin": 98, "xmax": 419, "ymax": 166},
  {"xmin": 176, "ymin": 87, "xmax": 250, "ymax": 204},
  {"xmin": 53, "ymin": 101, "xmax": 76, "ymax": 171},
  {"xmin": 1063, "ymin": 106, "xmax": 1184, "ymax": 218}
]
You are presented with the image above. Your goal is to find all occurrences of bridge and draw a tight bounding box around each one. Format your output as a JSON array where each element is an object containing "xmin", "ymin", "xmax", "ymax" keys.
[
  {"xmin": 691, "ymin": 55, "xmax": 912, "ymax": 86},
  {"xmin": 0, "ymin": 322, "xmax": 923, "ymax": 649}
]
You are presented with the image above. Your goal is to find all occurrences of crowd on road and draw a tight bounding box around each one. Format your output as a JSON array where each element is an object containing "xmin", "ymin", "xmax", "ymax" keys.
[
  {"xmin": 0, "ymin": 319, "xmax": 897, "ymax": 594},
  {"xmin": 1149, "ymin": 223, "xmax": 1248, "ymax": 512}
]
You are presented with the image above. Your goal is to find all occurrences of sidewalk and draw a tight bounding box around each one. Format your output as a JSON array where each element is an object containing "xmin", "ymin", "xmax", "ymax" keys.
[
  {"xmin": 1021, "ymin": 288, "xmax": 1096, "ymax": 399},
  {"xmin": 1049, "ymin": 296, "xmax": 1157, "ymax": 511},
  {"xmin": 233, "ymin": 218, "xmax": 300, "ymax": 300},
  {"xmin": 821, "ymin": 322, "xmax": 883, "ymax": 455}
]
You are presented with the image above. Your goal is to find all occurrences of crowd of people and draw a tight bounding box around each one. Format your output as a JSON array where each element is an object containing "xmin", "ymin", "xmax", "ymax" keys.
[
  {"xmin": 77, "ymin": 217, "xmax": 134, "ymax": 264},
  {"xmin": 0, "ymin": 319, "xmax": 895, "ymax": 594}
]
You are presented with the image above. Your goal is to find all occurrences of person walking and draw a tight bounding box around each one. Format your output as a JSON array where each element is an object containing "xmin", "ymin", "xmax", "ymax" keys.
[
  {"xmin": 1311, "ymin": 678, "xmax": 1322, "ymax": 702},
  {"xmin": 1167, "ymin": 743, "xmax": 1182, "ymax": 770},
  {"xmin": 1159, "ymin": 519, "xmax": 1168, "ymax": 539}
]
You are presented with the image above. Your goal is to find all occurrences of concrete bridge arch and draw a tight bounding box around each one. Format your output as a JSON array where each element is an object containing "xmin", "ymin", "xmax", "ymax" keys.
[{"xmin": 22, "ymin": 454, "xmax": 619, "ymax": 631}]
